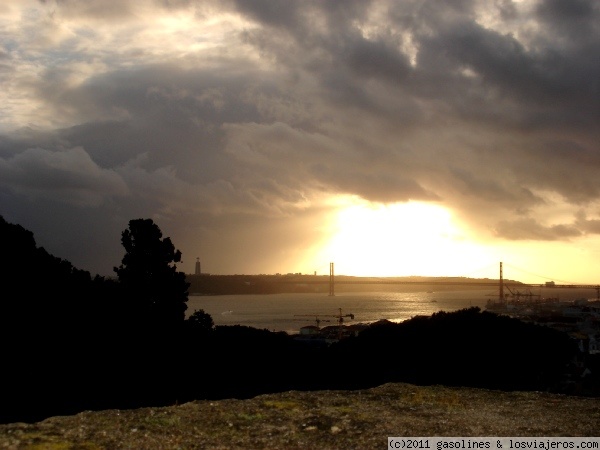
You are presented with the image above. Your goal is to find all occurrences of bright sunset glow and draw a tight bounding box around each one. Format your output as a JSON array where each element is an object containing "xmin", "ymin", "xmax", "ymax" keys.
[
  {"xmin": 312, "ymin": 198, "xmax": 493, "ymax": 278},
  {"xmin": 302, "ymin": 196, "xmax": 600, "ymax": 285}
]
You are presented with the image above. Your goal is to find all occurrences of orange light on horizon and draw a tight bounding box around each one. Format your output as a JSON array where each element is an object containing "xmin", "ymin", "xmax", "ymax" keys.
[{"xmin": 309, "ymin": 197, "xmax": 494, "ymax": 278}]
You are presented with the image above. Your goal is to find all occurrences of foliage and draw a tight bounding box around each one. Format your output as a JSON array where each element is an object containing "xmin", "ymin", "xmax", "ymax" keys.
[
  {"xmin": 0, "ymin": 215, "xmax": 102, "ymax": 331},
  {"xmin": 114, "ymin": 218, "xmax": 189, "ymax": 327},
  {"xmin": 187, "ymin": 308, "xmax": 214, "ymax": 332},
  {"xmin": 330, "ymin": 306, "xmax": 578, "ymax": 391}
]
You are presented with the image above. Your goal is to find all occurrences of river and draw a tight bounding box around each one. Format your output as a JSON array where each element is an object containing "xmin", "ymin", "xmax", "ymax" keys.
[
  {"xmin": 186, "ymin": 287, "xmax": 599, "ymax": 334},
  {"xmin": 187, "ymin": 289, "xmax": 485, "ymax": 334}
]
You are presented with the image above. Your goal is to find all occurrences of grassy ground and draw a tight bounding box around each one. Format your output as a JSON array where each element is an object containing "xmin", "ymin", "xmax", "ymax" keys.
[{"xmin": 1, "ymin": 382, "xmax": 599, "ymax": 449}]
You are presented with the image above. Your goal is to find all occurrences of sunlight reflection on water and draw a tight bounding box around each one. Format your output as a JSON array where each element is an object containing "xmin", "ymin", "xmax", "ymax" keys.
[{"xmin": 186, "ymin": 290, "xmax": 493, "ymax": 334}]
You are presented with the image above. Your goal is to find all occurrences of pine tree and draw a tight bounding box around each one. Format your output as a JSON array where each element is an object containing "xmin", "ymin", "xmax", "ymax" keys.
[{"xmin": 114, "ymin": 218, "xmax": 189, "ymax": 328}]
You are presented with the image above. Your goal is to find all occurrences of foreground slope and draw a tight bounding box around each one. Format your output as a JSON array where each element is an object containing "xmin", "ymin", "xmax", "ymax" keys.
[{"xmin": 1, "ymin": 383, "xmax": 599, "ymax": 449}]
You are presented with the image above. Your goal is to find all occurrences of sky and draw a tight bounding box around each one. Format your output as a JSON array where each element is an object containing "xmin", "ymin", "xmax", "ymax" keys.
[{"xmin": 1, "ymin": 0, "xmax": 599, "ymax": 284}]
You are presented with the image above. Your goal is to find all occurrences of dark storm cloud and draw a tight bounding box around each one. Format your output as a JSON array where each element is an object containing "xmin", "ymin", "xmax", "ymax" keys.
[
  {"xmin": 495, "ymin": 0, "xmax": 518, "ymax": 21},
  {"xmin": 47, "ymin": 64, "xmax": 264, "ymax": 173},
  {"xmin": 536, "ymin": 0, "xmax": 597, "ymax": 29},
  {"xmin": 320, "ymin": 31, "xmax": 414, "ymax": 89},
  {"xmin": 2, "ymin": 0, "xmax": 600, "ymax": 275},
  {"xmin": 448, "ymin": 166, "xmax": 542, "ymax": 207},
  {"xmin": 520, "ymin": 140, "xmax": 600, "ymax": 204},
  {"xmin": 43, "ymin": 0, "xmax": 137, "ymax": 21},
  {"xmin": 336, "ymin": 173, "xmax": 438, "ymax": 204},
  {"xmin": 575, "ymin": 210, "xmax": 600, "ymax": 235},
  {"xmin": 231, "ymin": 0, "xmax": 302, "ymax": 30},
  {"xmin": 494, "ymin": 218, "xmax": 582, "ymax": 240},
  {"xmin": 415, "ymin": 12, "xmax": 599, "ymax": 130},
  {"xmin": 0, "ymin": 146, "xmax": 128, "ymax": 206}
]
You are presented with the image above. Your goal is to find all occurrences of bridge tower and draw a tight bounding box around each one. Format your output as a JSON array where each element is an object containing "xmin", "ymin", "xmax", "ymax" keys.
[
  {"xmin": 329, "ymin": 262, "xmax": 335, "ymax": 296},
  {"xmin": 499, "ymin": 261, "xmax": 504, "ymax": 304}
]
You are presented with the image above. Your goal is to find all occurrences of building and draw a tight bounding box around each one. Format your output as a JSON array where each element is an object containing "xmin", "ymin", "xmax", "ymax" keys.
[{"xmin": 195, "ymin": 257, "xmax": 201, "ymax": 275}]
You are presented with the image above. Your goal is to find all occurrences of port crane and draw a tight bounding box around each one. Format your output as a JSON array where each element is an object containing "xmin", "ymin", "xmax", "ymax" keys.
[
  {"xmin": 486, "ymin": 285, "xmax": 542, "ymax": 305},
  {"xmin": 504, "ymin": 285, "xmax": 541, "ymax": 303},
  {"xmin": 294, "ymin": 308, "xmax": 355, "ymax": 339},
  {"xmin": 293, "ymin": 315, "xmax": 331, "ymax": 328}
]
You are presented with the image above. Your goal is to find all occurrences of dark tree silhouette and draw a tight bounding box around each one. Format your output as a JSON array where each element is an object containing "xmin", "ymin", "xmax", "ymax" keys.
[
  {"xmin": 114, "ymin": 218, "xmax": 189, "ymax": 328},
  {"xmin": 1, "ymin": 215, "xmax": 594, "ymax": 425},
  {"xmin": 187, "ymin": 309, "xmax": 214, "ymax": 333}
]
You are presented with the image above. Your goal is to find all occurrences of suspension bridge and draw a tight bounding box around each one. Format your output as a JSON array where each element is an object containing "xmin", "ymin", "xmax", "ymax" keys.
[{"xmin": 314, "ymin": 262, "xmax": 600, "ymax": 300}]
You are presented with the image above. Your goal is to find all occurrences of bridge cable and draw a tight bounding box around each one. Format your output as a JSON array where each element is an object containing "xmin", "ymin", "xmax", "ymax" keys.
[{"xmin": 503, "ymin": 262, "xmax": 580, "ymax": 285}]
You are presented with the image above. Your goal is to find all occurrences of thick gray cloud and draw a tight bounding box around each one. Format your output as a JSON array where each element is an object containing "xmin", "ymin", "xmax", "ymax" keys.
[
  {"xmin": 494, "ymin": 218, "xmax": 582, "ymax": 240},
  {"xmin": 0, "ymin": 146, "xmax": 128, "ymax": 205},
  {"xmin": 1, "ymin": 0, "xmax": 599, "ymax": 277}
]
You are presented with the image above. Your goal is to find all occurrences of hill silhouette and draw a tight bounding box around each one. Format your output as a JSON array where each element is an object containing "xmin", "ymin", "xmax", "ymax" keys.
[{"xmin": 0, "ymin": 215, "xmax": 592, "ymax": 425}]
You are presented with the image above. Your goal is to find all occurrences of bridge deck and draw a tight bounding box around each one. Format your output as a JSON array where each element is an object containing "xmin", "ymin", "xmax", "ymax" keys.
[{"xmin": 279, "ymin": 279, "xmax": 599, "ymax": 289}]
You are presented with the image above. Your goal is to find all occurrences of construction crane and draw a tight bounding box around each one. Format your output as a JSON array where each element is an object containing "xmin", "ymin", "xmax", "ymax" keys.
[
  {"xmin": 486, "ymin": 285, "xmax": 542, "ymax": 305},
  {"xmin": 505, "ymin": 285, "xmax": 541, "ymax": 304},
  {"xmin": 294, "ymin": 308, "xmax": 355, "ymax": 339},
  {"xmin": 293, "ymin": 315, "xmax": 331, "ymax": 329}
]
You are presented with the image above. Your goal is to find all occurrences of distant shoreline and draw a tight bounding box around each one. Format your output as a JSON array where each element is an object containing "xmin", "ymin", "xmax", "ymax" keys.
[{"xmin": 185, "ymin": 274, "xmax": 518, "ymax": 295}]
